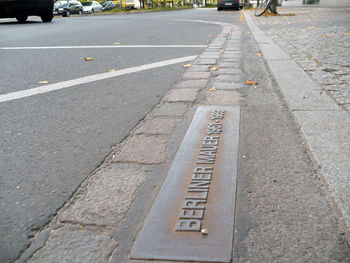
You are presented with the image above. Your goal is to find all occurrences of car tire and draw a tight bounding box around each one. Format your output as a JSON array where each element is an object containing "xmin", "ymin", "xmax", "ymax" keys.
[
  {"xmin": 41, "ymin": 12, "xmax": 53, "ymax": 22},
  {"xmin": 217, "ymin": 7, "xmax": 221, "ymax": 11},
  {"xmin": 91, "ymin": 9, "xmax": 94, "ymax": 14},
  {"xmin": 16, "ymin": 15, "xmax": 28, "ymax": 23}
]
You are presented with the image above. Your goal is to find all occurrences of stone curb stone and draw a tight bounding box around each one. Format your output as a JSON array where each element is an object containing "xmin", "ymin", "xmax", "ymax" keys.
[
  {"xmin": 219, "ymin": 62, "xmax": 240, "ymax": 68},
  {"xmin": 176, "ymin": 79, "xmax": 208, "ymax": 89},
  {"xmin": 27, "ymin": 227, "xmax": 117, "ymax": 263},
  {"xmin": 217, "ymin": 68, "xmax": 242, "ymax": 75},
  {"xmin": 152, "ymin": 102, "xmax": 188, "ymax": 117},
  {"xmin": 214, "ymin": 75, "xmax": 241, "ymax": 83},
  {"xmin": 187, "ymin": 65, "xmax": 211, "ymax": 72},
  {"xmin": 112, "ymin": 135, "xmax": 168, "ymax": 164},
  {"xmin": 212, "ymin": 82, "xmax": 243, "ymax": 90},
  {"xmin": 182, "ymin": 72, "xmax": 211, "ymax": 80},
  {"xmin": 194, "ymin": 59, "xmax": 217, "ymax": 65},
  {"xmin": 205, "ymin": 90, "xmax": 242, "ymax": 105},
  {"xmin": 59, "ymin": 164, "xmax": 151, "ymax": 226},
  {"xmin": 163, "ymin": 88, "xmax": 199, "ymax": 103},
  {"xmin": 134, "ymin": 118, "xmax": 181, "ymax": 135}
]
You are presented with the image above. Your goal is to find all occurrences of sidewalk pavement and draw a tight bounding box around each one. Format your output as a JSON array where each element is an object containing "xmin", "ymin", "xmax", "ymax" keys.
[
  {"xmin": 16, "ymin": 9, "xmax": 350, "ymax": 263},
  {"xmin": 244, "ymin": 5, "xmax": 350, "ymax": 243}
]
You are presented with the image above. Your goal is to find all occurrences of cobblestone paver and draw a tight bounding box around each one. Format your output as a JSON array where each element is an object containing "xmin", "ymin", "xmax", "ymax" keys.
[{"xmin": 250, "ymin": 6, "xmax": 350, "ymax": 112}]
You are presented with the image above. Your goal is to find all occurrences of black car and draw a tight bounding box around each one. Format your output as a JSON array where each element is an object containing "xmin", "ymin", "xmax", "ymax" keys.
[
  {"xmin": 217, "ymin": 0, "xmax": 243, "ymax": 11},
  {"xmin": 53, "ymin": 0, "xmax": 83, "ymax": 17},
  {"xmin": 0, "ymin": 0, "xmax": 54, "ymax": 22}
]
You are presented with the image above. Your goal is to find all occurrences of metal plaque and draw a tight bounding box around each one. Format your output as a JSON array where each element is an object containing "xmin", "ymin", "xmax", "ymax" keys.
[{"xmin": 130, "ymin": 106, "xmax": 240, "ymax": 262}]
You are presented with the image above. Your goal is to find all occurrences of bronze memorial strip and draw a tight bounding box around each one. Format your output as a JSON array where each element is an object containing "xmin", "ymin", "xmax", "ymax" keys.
[{"xmin": 130, "ymin": 106, "xmax": 240, "ymax": 262}]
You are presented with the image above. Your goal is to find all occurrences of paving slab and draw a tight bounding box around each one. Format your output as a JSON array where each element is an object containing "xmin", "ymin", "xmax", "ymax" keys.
[
  {"xmin": 205, "ymin": 90, "xmax": 242, "ymax": 106},
  {"xmin": 212, "ymin": 82, "xmax": 242, "ymax": 90},
  {"xmin": 152, "ymin": 102, "xmax": 188, "ymax": 117},
  {"xmin": 219, "ymin": 62, "xmax": 240, "ymax": 68},
  {"xmin": 28, "ymin": 227, "xmax": 117, "ymax": 263},
  {"xmin": 182, "ymin": 72, "xmax": 211, "ymax": 80},
  {"xmin": 59, "ymin": 164, "xmax": 150, "ymax": 227},
  {"xmin": 176, "ymin": 79, "xmax": 209, "ymax": 89},
  {"xmin": 217, "ymin": 68, "xmax": 242, "ymax": 75},
  {"xmin": 163, "ymin": 88, "xmax": 199, "ymax": 103},
  {"xmin": 194, "ymin": 59, "xmax": 217, "ymax": 65},
  {"xmin": 112, "ymin": 135, "xmax": 168, "ymax": 164},
  {"xmin": 214, "ymin": 75, "xmax": 241, "ymax": 83},
  {"xmin": 187, "ymin": 65, "xmax": 211, "ymax": 72},
  {"xmin": 135, "ymin": 118, "xmax": 181, "ymax": 135}
]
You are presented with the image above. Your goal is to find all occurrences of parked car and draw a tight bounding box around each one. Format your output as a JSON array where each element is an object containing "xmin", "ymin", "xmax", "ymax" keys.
[
  {"xmin": 101, "ymin": 1, "xmax": 116, "ymax": 11},
  {"xmin": 0, "ymin": 0, "xmax": 54, "ymax": 22},
  {"xmin": 217, "ymin": 0, "xmax": 243, "ymax": 11},
  {"xmin": 53, "ymin": 0, "xmax": 83, "ymax": 17},
  {"xmin": 82, "ymin": 1, "xmax": 102, "ymax": 14}
]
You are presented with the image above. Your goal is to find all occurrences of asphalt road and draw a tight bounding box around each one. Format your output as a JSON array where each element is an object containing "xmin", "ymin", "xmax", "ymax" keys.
[{"xmin": 0, "ymin": 9, "xmax": 231, "ymax": 262}]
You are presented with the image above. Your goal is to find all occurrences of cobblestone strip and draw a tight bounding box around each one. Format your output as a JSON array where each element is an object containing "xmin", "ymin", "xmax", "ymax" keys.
[
  {"xmin": 20, "ymin": 22, "xmax": 246, "ymax": 263},
  {"xmin": 244, "ymin": 9, "xmax": 350, "ymax": 244}
]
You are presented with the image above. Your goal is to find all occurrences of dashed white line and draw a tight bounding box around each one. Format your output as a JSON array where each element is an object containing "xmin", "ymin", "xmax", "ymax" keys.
[
  {"xmin": 0, "ymin": 55, "xmax": 197, "ymax": 103},
  {"xmin": 1, "ymin": 45, "xmax": 206, "ymax": 50}
]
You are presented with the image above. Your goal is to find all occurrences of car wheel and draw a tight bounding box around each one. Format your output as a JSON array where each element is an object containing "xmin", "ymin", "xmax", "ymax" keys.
[
  {"xmin": 16, "ymin": 15, "xmax": 28, "ymax": 23},
  {"xmin": 41, "ymin": 12, "xmax": 53, "ymax": 22},
  {"xmin": 91, "ymin": 9, "xmax": 94, "ymax": 14}
]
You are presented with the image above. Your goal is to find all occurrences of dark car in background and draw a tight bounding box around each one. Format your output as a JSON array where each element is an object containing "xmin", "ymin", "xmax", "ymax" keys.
[
  {"xmin": 101, "ymin": 1, "xmax": 116, "ymax": 11},
  {"xmin": 217, "ymin": 0, "xmax": 243, "ymax": 11},
  {"xmin": 53, "ymin": 0, "xmax": 83, "ymax": 17},
  {"xmin": 0, "ymin": 0, "xmax": 54, "ymax": 22}
]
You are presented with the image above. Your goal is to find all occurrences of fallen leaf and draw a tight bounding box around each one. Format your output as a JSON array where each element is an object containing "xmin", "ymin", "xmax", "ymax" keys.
[
  {"xmin": 344, "ymin": 32, "xmax": 350, "ymax": 35},
  {"xmin": 79, "ymin": 225, "xmax": 84, "ymax": 230},
  {"xmin": 210, "ymin": 67, "xmax": 218, "ymax": 71},
  {"xmin": 219, "ymin": 49, "xmax": 224, "ymax": 53},
  {"xmin": 209, "ymin": 87, "xmax": 216, "ymax": 91},
  {"xmin": 107, "ymin": 69, "xmax": 116, "ymax": 72},
  {"xmin": 245, "ymin": 80, "xmax": 258, "ymax": 85},
  {"xmin": 85, "ymin": 57, "xmax": 93, "ymax": 61},
  {"xmin": 323, "ymin": 34, "xmax": 328, "ymax": 38},
  {"xmin": 16, "ymin": 186, "xmax": 21, "ymax": 190},
  {"xmin": 256, "ymin": 53, "xmax": 262, "ymax": 57},
  {"xmin": 115, "ymin": 42, "xmax": 121, "ymax": 45},
  {"xmin": 38, "ymin": 81, "xmax": 48, "ymax": 84},
  {"xmin": 183, "ymin": 64, "xmax": 192, "ymax": 68}
]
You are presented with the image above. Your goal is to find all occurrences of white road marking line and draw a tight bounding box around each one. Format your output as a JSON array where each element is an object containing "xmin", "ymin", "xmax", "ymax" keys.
[
  {"xmin": 0, "ymin": 55, "xmax": 197, "ymax": 103},
  {"xmin": 1, "ymin": 45, "xmax": 206, "ymax": 50}
]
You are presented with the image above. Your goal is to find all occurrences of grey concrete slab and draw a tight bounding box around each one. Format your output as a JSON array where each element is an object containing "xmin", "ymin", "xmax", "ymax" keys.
[
  {"xmin": 135, "ymin": 118, "xmax": 181, "ymax": 135},
  {"xmin": 131, "ymin": 106, "xmax": 240, "ymax": 262},
  {"xmin": 187, "ymin": 65, "xmax": 211, "ymax": 72},
  {"xmin": 195, "ymin": 58, "xmax": 217, "ymax": 65},
  {"xmin": 267, "ymin": 59, "xmax": 340, "ymax": 111},
  {"xmin": 217, "ymin": 68, "xmax": 242, "ymax": 75}
]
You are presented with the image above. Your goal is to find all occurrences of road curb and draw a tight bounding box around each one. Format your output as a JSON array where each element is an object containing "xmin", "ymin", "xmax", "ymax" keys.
[{"xmin": 244, "ymin": 10, "xmax": 350, "ymax": 244}]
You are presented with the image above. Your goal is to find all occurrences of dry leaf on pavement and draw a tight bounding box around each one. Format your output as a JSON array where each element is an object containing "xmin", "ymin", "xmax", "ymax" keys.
[
  {"xmin": 107, "ymin": 69, "xmax": 116, "ymax": 72},
  {"xmin": 85, "ymin": 57, "xmax": 93, "ymax": 61},
  {"xmin": 245, "ymin": 80, "xmax": 258, "ymax": 85},
  {"xmin": 38, "ymin": 81, "xmax": 48, "ymax": 84},
  {"xmin": 209, "ymin": 87, "xmax": 216, "ymax": 91},
  {"xmin": 257, "ymin": 53, "xmax": 262, "ymax": 57},
  {"xmin": 183, "ymin": 64, "xmax": 192, "ymax": 68},
  {"xmin": 323, "ymin": 34, "xmax": 328, "ymax": 38},
  {"xmin": 115, "ymin": 42, "xmax": 121, "ymax": 45},
  {"xmin": 210, "ymin": 67, "xmax": 218, "ymax": 71}
]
